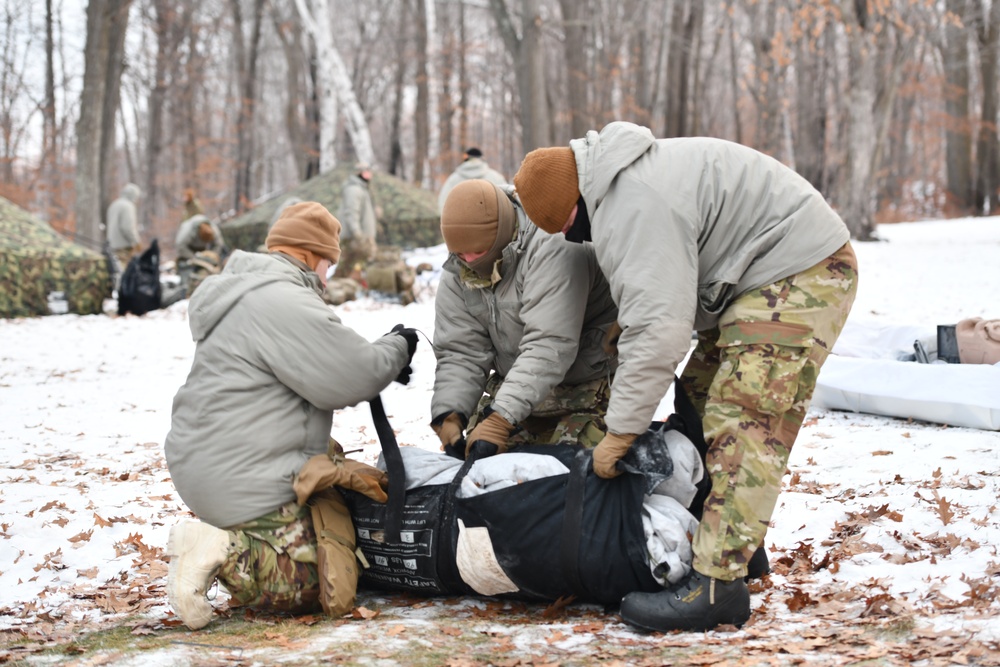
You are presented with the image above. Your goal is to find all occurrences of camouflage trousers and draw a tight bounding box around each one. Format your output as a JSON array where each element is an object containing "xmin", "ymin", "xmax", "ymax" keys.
[
  {"xmin": 333, "ymin": 237, "xmax": 376, "ymax": 279},
  {"xmin": 216, "ymin": 501, "xmax": 322, "ymax": 614},
  {"xmin": 468, "ymin": 374, "xmax": 611, "ymax": 449},
  {"xmin": 680, "ymin": 242, "xmax": 858, "ymax": 580}
]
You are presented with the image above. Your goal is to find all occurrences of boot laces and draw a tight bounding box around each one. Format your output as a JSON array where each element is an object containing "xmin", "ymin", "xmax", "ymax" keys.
[{"xmin": 673, "ymin": 572, "xmax": 703, "ymax": 601}]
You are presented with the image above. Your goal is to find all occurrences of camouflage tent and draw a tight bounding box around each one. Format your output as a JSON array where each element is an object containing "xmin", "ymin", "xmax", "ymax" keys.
[
  {"xmin": 0, "ymin": 196, "xmax": 110, "ymax": 318},
  {"xmin": 222, "ymin": 166, "xmax": 442, "ymax": 252}
]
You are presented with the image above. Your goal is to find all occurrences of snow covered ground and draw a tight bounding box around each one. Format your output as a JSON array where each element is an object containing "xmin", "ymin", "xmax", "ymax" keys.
[{"xmin": 1, "ymin": 217, "xmax": 998, "ymax": 664}]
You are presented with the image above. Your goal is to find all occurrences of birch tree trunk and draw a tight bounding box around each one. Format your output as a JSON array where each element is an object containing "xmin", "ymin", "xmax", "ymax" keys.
[{"xmin": 294, "ymin": 0, "xmax": 374, "ymax": 171}]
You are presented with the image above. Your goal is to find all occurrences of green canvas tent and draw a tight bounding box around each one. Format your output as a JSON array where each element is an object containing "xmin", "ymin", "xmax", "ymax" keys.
[
  {"xmin": 222, "ymin": 166, "xmax": 442, "ymax": 252},
  {"xmin": 0, "ymin": 196, "xmax": 110, "ymax": 318}
]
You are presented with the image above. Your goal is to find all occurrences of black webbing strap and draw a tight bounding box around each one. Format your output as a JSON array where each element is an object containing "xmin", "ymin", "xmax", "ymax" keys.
[
  {"xmin": 559, "ymin": 448, "xmax": 589, "ymax": 598},
  {"xmin": 369, "ymin": 395, "xmax": 405, "ymax": 543}
]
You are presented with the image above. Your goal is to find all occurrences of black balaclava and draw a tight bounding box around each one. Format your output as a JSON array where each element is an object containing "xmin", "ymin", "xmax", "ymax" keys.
[{"xmin": 564, "ymin": 197, "xmax": 591, "ymax": 243}]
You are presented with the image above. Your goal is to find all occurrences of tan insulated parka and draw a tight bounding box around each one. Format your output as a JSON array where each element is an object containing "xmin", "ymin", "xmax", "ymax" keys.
[
  {"xmin": 571, "ymin": 122, "xmax": 851, "ymax": 436},
  {"xmin": 431, "ymin": 194, "xmax": 618, "ymax": 425},
  {"xmin": 164, "ymin": 250, "xmax": 410, "ymax": 527}
]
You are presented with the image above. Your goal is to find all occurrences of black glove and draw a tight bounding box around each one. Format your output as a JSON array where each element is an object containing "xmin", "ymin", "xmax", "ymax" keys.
[
  {"xmin": 390, "ymin": 324, "xmax": 418, "ymax": 363},
  {"xmin": 467, "ymin": 440, "xmax": 499, "ymax": 460},
  {"xmin": 387, "ymin": 324, "xmax": 418, "ymax": 385},
  {"xmin": 443, "ymin": 437, "xmax": 468, "ymax": 460}
]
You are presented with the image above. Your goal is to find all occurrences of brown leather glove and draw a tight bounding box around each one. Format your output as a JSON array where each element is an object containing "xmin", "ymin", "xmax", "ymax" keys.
[
  {"xmin": 593, "ymin": 432, "xmax": 638, "ymax": 479},
  {"xmin": 293, "ymin": 454, "xmax": 389, "ymax": 504},
  {"xmin": 466, "ymin": 412, "xmax": 513, "ymax": 455},
  {"xmin": 430, "ymin": 412, "xmax": 464, "ymax": 449}
]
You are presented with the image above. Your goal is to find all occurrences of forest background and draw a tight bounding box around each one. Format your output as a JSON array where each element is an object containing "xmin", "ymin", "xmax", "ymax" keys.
[{"xmin": 2, "ymin": 0, "xmax": 1000, "ymax": 258}]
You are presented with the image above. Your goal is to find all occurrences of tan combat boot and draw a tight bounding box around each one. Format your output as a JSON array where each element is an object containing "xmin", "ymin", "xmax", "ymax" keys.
[{"xmin": 166, "ymin": 521, "xmax": 233, "ymax": 630}]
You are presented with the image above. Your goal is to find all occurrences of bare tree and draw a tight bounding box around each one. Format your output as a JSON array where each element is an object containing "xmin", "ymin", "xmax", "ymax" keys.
[
  {"xmin": 973, "ymin": 0, "xmax": 1000, "ymax": 212},
  {"xmin": 74, "ymin": 0, "xmax": 134, "ymax": 249},
  {"xmin": 489, "ymin": 0, "xmax": 552, "ymax": 151},
  {"xmin": 230, "ymin": 0, "xmax": 266, "ymax": 212},
  {"xmin": 294, "ymin": 0, "xmax": 374, "ymax": 171},
  {"xmin": 940, "ymin": 0, "xmax": 975, "ymax": 213}
]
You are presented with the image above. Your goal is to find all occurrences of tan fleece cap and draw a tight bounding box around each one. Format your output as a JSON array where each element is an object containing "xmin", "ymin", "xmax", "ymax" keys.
[
  {"xmin": 441, "ymin": 180, "xmax": 513, "ymax": 254},
  {"xmin": 265, "ymin": 201, "xmax": 342, "ymax": 263},
  {"xmin": 513, "ymin": 146, "xmax": 580, "ymax": 234}
]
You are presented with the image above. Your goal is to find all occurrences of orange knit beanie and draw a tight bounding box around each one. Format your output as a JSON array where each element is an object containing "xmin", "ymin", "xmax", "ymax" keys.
[
  {"xmin": 513, "ymin": 147, "xmax": 580, "ymax": 234},
  {"xmin": 265, "ymin": 202, "xmax": 341, "ymax": 263}
]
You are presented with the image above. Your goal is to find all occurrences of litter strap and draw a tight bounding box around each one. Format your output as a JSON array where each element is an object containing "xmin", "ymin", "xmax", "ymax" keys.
[
  {"xmin": 368, "ymin": 395, "xmax": 405, "ymax": 543},
  {"xmin": 560, "ymin": 448, "xmax": 589, "ymax": 599}
]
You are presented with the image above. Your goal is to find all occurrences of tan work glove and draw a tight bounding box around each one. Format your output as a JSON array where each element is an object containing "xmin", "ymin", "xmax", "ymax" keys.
[
  {"xmin": 430, "ymin": 412, "xmax": 464, "ymax": 449},
  {"xmin": 593, "ymin": 432, "xmax": 638, "ymax": 479},
  {"xmin": 466, "ymin": 412, "xmax": 513, "ymax": 455},
  {"xmin": 293, "ymin": 453, "xmax": 389, "ymax": 504}
]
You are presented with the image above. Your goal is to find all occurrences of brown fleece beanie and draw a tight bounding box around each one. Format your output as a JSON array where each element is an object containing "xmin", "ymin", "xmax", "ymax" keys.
[
  {"xmin": 513, "ymin": 146, "xmax": 580, "ymax": 234},
  {"xmin": 266, "ymin": 201, "xmax": 342, "ymax": 263},
  {"xmin": 442, "ymin": 177, "xmax": 515, "ymax": 246}
]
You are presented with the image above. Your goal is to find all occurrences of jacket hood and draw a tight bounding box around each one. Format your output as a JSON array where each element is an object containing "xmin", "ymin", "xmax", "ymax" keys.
[
  {"xmin": 187, "ymin": 250, "xmax": 321, "ymax": 341},
  {"xmin": 455, "ymin": 158, "xmax": 493, "ymax": 180},
  {"xmin": 121, "ymin": 183, "xmax": 141, "ymax": 202},
  {"xmin": 570, "ymin": 122, "xmax": 654, "ymax": 210}
]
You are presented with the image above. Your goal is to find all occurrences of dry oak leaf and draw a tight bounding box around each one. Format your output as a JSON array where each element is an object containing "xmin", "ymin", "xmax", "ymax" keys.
[{"xmin": 351, "ymin": 606, "xmax": 379, "ymax": 620}]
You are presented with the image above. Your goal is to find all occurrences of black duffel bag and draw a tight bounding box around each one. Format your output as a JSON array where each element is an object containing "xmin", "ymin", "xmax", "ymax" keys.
[{"xmin": 345, "ymin": 385, "xmax": 708, "ymax": 605}]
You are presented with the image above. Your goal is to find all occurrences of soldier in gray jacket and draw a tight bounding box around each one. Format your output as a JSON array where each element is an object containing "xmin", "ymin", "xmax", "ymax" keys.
[
  {"xmin": 437, "ymin": 147, "xmax": 507, "ymax": 213},
  {"xmin": 333, "ymin": 162, "xmax": 378, "ymax": 278},
  {"xmin": 173, "ymin": 213, "xmax": 226, "ymax": 298},
  {"xmin": 515, "ymin": 122, "xmax": 858, "ymax": 632},
  {"xmin": 105, "ymin": 183, "xmax": 142, "ymax": 284},
  {"xmin": 164, "ymin": 202, "xmax": 416, "ymax": 629},
  {"xmin": 431, "ymin": 179, "xmax": 618, "ymax": 456}
]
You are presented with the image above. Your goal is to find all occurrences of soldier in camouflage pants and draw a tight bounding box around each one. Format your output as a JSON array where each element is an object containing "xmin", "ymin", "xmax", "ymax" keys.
[
  {"xmin": 678, "ymin": 243, "xmax": 858, "ymax": 580},
  {"xmin": 467, "ymin": 373, "xmax": 611, "ymax": 449},
  {"xmin": 215, "ymin": 501, "xmax": 322, "ymax": 614}
]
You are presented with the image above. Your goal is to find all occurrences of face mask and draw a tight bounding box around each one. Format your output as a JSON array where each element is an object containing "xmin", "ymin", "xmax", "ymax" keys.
[{"xmin": 564, "ymin": 197, "xmax": 591, "ymax": 244}]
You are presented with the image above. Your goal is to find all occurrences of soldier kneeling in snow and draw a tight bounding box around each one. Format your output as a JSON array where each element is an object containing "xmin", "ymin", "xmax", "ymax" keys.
[
  {"xmin": 163, "ymin": 202, "xmax": 418, "ymax": 629},
  {"xmin": 430, "ymin": 179, "xmax": 619, "ymax": 458}
]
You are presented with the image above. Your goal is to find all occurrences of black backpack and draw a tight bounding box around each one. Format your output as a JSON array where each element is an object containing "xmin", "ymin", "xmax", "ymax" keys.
[{"xmin": 118, "ymin": 239, "xmax": 162, "ymax": 316}]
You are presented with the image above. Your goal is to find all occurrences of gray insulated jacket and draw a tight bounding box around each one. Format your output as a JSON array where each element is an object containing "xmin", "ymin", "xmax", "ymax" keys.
[
  {"xmin": 164, "ymin": 250, "xmax": 410, "ymax": 527},
  {"xmin": 174, "ymin": 214, "xmax": 225, "ymax": 261},
  {"xmin": 571, "ymin": 122, "xmax": 851, "ymax": 435},
  {"xmin": 438, "ymin": 158, "xmax": 507, "ymax": 212},
  {"xmin": 338, "ymin": 175, "xmax": 377, "ymax": 241},
  {"xmin": 431, "ymin": 201, "xmax": 618, "ymax": 425},
  {"xmin": 106, "ymin": 183, "xmax": 141, "ymax": 250}
]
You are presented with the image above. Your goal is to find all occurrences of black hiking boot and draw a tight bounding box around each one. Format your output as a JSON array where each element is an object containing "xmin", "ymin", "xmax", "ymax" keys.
[
  {"xmin": 745, "ymin": 546, "xmax": 770, "ymax": 581},
  {"xmin": 619, "ymin": 571, "xmax": 750, "ymax": 632}
]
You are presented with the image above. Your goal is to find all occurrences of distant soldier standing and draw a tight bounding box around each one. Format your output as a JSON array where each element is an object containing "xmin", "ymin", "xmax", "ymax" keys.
[
  {"xmin": 333, "ymin": 162, "xmax": 378, "ymax": 279},
  {"xmin": 437, "ymin": 147, "xmax": 507, "ymax": 213},
  {"xmin": 106, "ymin": 183, "xmax": 142, "ymax": 284}
]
